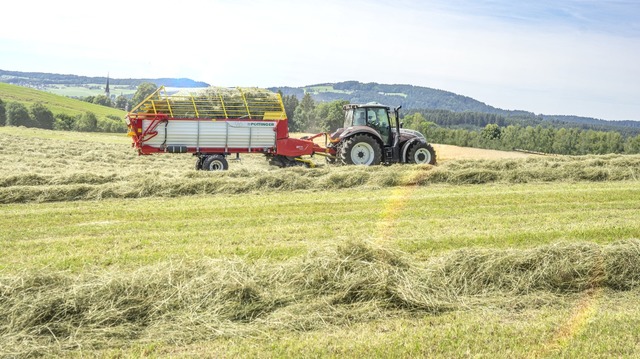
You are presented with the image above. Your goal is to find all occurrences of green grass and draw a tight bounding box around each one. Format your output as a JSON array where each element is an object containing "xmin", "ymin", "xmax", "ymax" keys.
[
  {"xmin": 154, "ymin": 296, "xmax": 640, "ymax": 358},
  {"xmin": 2, "ymin": 181, "xmax": 639, "ymax": 272},
  {"xmin": 0, "ymin": 82, "xmax": 126, "ymax": 118},
  {"xmin": 0, "ymin": 125, "xmax": 129, "ymax": 144},
  {"xmin": 2, "ymin": 128, "xmax": 640, "ymax": 357}
]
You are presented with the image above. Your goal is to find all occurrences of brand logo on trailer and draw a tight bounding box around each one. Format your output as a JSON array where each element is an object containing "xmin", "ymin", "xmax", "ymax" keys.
[
  {"xmin": 229, "ymin": 122, "xmax": 277, "ymax": 128},
  {"xmin": 248, "ymin": 122, "xmax": 276, "ymax": 127}
]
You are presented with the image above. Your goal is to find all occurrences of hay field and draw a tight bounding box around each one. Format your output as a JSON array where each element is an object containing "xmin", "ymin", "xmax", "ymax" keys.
[{"xmin": 2, "ymin": 127, "xmax": 640, "ymax": 357}]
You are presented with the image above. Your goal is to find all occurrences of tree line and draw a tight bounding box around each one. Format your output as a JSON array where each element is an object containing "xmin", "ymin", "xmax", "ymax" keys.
[
  {"xmin": 407, "ymin": 108, "xmax": 640, "ymax": 136},
  {"xmin": 281, "ymin": 92, "xmax": 349, "ymax": 133},
  {"xmin": 79, "ymin": 94, "xmax": 130, "ymax": 111},
  {"xmin": 404, "ymin": 113, "xmax": 640, "ymax": 155}
]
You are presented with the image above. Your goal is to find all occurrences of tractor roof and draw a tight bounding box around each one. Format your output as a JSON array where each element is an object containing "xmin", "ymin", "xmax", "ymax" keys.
[{"xmin": 343, "ymin": 102, "xmax": 390, "ymax": 110}]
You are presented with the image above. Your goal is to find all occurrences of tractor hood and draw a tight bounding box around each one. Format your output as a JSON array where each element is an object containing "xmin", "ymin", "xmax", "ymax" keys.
[
  {"xmin": 396, "ymin": 128, "xmax": 426, "ymax": 142},
  {"xmin": 330, "ymin": 127, "xmax": 427, "ymax": 143}
]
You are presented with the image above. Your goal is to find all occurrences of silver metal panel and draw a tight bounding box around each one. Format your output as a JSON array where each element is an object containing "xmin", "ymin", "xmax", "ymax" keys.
[{"xmin": 142, "ymin": 120, "xmax": 277, "ymax": 150}]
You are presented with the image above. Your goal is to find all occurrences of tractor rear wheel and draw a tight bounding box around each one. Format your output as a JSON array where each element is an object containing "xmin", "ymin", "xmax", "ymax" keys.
[
  {"xmin": 339, "ymin": 134, "xmax": 382, "ymax": 166},
  {"xmin": 202, "ymin": 155, "xmax": 229, "ymax": 171},
  {"xmin": 407, "ymin": 143, "xmax": 436, "ymax": 165}
]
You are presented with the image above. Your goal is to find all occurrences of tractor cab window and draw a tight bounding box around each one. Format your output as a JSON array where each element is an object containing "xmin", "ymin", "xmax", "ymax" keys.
[
  {"xmin": 344, "ymin": 108, "xmax": 366, "ymax": 128},
  {"xmin": 389, "ymin": 110, "xmax": 398, "ymax": 128},
  {"xmin": 344, "ymin": 109, "xmax": 353, "ymax": 128},
  {"xmin": 368, "ymin": 107, "xmax": 391, "ymax": 145},
  {"xmin": 353, "ymin": 108, "xmax": 367, "ymax": 126}
]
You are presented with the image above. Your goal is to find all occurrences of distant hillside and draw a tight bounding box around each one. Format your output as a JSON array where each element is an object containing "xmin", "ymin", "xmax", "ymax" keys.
[
  {"xmin": 0, "ymin": 82, "xmax": 126, "ymax": 118},
  {"xmin": 270, "ymin": 81, "xmax": 639, "ymax": 133},
  {"xmin": 271, "ymin": 81, "xmax": 533, "ymax": 115},
  {"xmin": 542, "ymin": 114, "xmax": 640, "ymax": 130},
  {"xmin": 0, "ymin": 69, "xmax": 209, "ymax": 88}
]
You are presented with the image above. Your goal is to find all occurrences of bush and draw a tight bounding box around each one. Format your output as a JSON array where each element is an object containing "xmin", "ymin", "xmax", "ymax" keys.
[
  {"xmin": 97, "ymin": 117, "xmax": 127, "ymax": 133},
  {"xmin": 74, "ymin": 112, "xmax": 97, "ymax": 132},
  {"xmin": 54, "ymin": 114, "xmax": 76, "ymax": 131},
  {"xmin": 30, "ymin": 103, "xmax": 55, "ymax": 129},
  {"xmin": 6, "ymin": 102, "xmax": 32, "ymax": 127},
  {"xmin": 0, "ymin": 98, "xmax": 6, "ymax": 126}
]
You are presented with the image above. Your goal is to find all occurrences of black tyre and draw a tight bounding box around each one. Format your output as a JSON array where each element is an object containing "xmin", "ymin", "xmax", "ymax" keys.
[
  {"xmin": 407, "ymin": 143, "xmax": 436, "ymax": 165},
  {"xmin": 195, "ymin": 156, "xmax": 205, "ymax": 170},
  {"xmin": 339, "ymin": 134, "xmax": 382, "ymax": 166},
  {"xmin": 202, "ymin": 155, "xmax": 229, "ymax": 171}
]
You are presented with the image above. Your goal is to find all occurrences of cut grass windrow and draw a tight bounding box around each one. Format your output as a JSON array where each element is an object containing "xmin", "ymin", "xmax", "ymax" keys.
[
  {"xmin": 2, "ymin": 240, "xmax": 640, "ymax": 356},
  {"xmin": 2, "ymin": 128, "xmax": 640, "ymax": 204}
]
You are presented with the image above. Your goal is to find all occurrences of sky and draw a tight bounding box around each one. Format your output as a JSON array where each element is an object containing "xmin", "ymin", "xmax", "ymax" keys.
[{"xmin": 1, "ymin": 0, "xmax": 639, "ymax": 120}]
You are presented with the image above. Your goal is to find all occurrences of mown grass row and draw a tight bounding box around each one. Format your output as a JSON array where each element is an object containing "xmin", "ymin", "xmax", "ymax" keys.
[
  {"xmin": 2, "ymin": 156, "xmax": 639, "ymax": 204},
  {"xmin": 2, "ymin": 240, "xmax": 640, "ymax": 356},
  {"xmin": 2, "ymin": 129, "xmax": 640, "ymax": 204}
]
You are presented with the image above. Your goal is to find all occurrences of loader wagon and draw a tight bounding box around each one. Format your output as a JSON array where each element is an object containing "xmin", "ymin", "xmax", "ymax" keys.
[{"xmin": 126, "ymin": 86, "xmax": 328, "ymax": 170}]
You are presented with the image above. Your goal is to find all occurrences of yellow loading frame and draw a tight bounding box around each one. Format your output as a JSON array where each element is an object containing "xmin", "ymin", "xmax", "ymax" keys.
[{"xmin": 128, "ymin": 86, "xmax": 287, "ymax": 121}]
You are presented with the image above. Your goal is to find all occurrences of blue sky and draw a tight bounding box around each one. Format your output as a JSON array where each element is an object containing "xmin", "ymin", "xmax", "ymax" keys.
[{"xmin": 1, "ymin": 0, "xmax": 639, "ymax": 120}]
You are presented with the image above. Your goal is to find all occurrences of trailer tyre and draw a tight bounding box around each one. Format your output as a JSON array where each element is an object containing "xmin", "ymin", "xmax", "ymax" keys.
[
  {"xmin": 339, "ymin": 134, "xmax": 382, "ymax": 166},
  {"xmin": 407, "ymin": 143, "xmax": 436, "ymax": 165},
  {"xmin": 202, "ymin": 155, "xmax": 229, "ymax": 171}
]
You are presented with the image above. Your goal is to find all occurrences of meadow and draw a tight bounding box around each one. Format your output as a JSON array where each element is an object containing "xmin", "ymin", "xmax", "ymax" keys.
[
  {"xmin": 2, "ymin": 127, "xmax": 640, "ymax": 357},
  {"xmin": 45, "ymin": 84, "xmax": 136, "ymax": 98},
  {"xmin": 0, "ymin": 83, "xmax": 126, "ymax": 119}
]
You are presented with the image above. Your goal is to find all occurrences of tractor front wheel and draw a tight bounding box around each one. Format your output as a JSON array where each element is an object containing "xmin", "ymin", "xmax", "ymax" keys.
[
  {"xmin": 407, "ymin": 143, "xmax": 436, "ymax": 165},
  {"xmin": 339, "ymin": 134, "xmax": 382, "ymax": 166}
]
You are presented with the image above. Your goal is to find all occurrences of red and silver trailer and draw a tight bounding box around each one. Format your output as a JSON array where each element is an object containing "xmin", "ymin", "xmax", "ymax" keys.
[{"xmin": 126, "ymin": 87, "xmax": 329, "ymax": 170}]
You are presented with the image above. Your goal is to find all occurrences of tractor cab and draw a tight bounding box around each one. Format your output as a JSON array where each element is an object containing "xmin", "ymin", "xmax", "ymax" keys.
[{"xmin": 343, "ymin": 103, "xmax": 393, "ymax": 145}]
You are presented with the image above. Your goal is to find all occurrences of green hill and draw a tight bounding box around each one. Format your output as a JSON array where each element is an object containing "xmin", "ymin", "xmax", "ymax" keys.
[{"xmin": 0, "ymin": 82, "xmax": 126, "ymax": 118}]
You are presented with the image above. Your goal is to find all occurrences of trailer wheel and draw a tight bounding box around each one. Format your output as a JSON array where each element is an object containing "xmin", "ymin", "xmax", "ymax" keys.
[
  {"xmin": 407, "ymin": 143, "xmax": 436, "ymax": 165},
  {"xmin": 339, "ymin": 134, "xmax": 382, "ymax": 166},
  {"xmin": 202, "ymin": 155, "xmax": 229, "ymax": 171}
]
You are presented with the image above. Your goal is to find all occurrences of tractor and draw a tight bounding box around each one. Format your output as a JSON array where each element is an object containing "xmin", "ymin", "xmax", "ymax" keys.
[{"xmin": 326, "ymin": 103, "xmax": 436, "ymax": 166}]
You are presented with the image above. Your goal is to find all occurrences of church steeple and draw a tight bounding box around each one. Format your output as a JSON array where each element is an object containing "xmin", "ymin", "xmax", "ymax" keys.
[{"xmin": 105, "ymin": 73, "xmax": 110, "ymax": 97}]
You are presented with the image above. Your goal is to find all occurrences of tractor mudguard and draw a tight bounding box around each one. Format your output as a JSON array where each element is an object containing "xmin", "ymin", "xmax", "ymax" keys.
[{"xmin": 338, "ymin": 126, "xmax": 384, "ymax": 144}]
